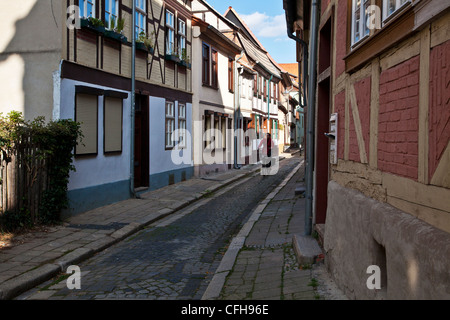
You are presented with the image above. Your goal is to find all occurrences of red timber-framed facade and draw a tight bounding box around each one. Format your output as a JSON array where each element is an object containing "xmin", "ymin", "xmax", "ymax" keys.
[{"xmin": 285, "ymin": 0, "xmax": 450, "ymax": 299}]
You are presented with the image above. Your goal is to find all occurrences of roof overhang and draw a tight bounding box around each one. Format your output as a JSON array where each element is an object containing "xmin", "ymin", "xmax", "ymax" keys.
[{"xmin": 283, "ymin": 0, "xmax": 308, "ymax": 33}]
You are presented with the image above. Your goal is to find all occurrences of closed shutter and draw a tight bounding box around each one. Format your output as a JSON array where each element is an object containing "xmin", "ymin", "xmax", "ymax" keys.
[
  {"xmin": 76, "ymin": 93, "xmax": 98, "ymax": 155},
  {"xmin": 104, "ymin": 96, "xmax": 123, "ymax": 153}
]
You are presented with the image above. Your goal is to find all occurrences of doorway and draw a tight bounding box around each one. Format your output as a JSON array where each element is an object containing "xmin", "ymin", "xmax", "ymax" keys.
[
  {"xmin": 134, "ymin": 94, "xmax": 149, "ymax": 189},
  {"xmin": 315, "ymin": 16, "xmax": 333, "ymax": 224}
]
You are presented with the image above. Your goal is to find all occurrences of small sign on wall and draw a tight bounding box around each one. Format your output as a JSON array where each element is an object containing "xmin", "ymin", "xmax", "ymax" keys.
[{"xmin": 327, "ymin": 113, "xmax": 338, "ymax": 164}]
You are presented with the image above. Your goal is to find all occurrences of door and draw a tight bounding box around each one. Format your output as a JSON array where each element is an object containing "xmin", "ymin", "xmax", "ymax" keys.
[{"xmin": 134, "ymin": 94, "xmax": 149, "ymax": 188}]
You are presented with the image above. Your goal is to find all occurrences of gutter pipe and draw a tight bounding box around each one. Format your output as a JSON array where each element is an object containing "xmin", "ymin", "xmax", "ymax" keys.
[
  {"xmin": 234, "ymin": 51, "xmax": 245, "ymax": 169},
  {"xmin": 130, "ymin": 2, "xmax": 137, "ymax": 198},
  {"xmin": 286, "ymin": 0, "xmax": 319, "ymax": 236}
]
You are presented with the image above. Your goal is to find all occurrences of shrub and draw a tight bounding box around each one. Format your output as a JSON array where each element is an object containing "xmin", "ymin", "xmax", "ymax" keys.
[{"xmin": 0, "ymin": 111, "xmax": 82, "ymax": 231}]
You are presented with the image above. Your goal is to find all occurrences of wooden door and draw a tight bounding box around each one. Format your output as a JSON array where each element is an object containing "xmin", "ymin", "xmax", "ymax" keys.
[{"xmin": 134, "ymin": 94, "xmax": 149, "ymax": 188}]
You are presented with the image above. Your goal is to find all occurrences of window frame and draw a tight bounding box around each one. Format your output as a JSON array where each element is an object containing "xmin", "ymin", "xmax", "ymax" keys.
[
  {"xmin": 178, "ymin": 103, "xmax": 186, "ymax": 149},
  {"xmin": 178, "ymin": 18, "xmax": 187, "ymax": 58},
  {"xmin": 228, "ymin": 58, "xmax": 234, "ymax": 93},
  {"xmin": 135, "ymin": 0, "xmax": 147, "ymax": 39},
  {"xmin": 202, "ymin": 42, "xmax": 210, "ymax": 86},
  {"xmin": 105, "ymin": 0, "xmax": 119, "ymax": 30},
  {"xmin": 351, "ymin": 0, "xmax": 371, "ymax": 47},
  {"xmin": 382, "ymin": 0, "xmax": 410, "ymax": 22},
  {"xmin": 211, "ymin": 48, "xmax": 218, "ymax": 89},
  {"xmin": 165, "ymin": 101, "xmax": 175, "ymax": 149},
  {"xmin": 165, "ymin": 9, "xmax": 175, "ymax": 55},
  {"xmin": 80, "ymin": 0, "xmax": 96, "ymax": 18}
]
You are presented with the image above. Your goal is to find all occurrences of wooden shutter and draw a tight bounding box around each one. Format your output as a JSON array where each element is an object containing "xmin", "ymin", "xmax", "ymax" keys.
[
  {"xmin": 76, "ymin": 93, "xmax": 98, "ymax": 155},
  {"xmin": 104, "ymin": 96, "xmax": 123, "ymax": 153}
]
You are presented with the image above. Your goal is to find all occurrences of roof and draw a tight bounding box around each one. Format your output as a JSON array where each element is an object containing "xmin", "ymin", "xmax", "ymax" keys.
[
  {"xmin": 236, "ymin": 33, "xmax": 281, "ymax": 79},
  {"xmin": 195, "ymin": 0, "xmax": 239, "ymax": 31},
  {"xmin": 279, "ymin": 63, "xmax": 299, "ymax": 78}
]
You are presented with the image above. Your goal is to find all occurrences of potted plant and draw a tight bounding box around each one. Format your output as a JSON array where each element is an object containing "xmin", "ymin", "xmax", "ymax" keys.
[
  {"xmin": 80, "ymin": 16, "xmax": 106, "ymax": 34},
  {"xmin": 178, "ymin": 48, "xmax": 191, "ymax": 68},
  {"xmin": 136, "ymin": 31, "xmax": 154, "ymax": 53},
  {"xmin": 104, "ymin": 17, "xmax": 127, "ymax": 43},
  {"xmin": 165, "ymin": 47, "xmax": 180, "ymax": 63}
]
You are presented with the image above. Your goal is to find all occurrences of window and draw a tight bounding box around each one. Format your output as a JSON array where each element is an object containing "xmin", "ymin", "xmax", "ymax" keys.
[
  {"xmin": 263, "ymin": 78, "xmax": 267, "ymax": 101},
  {"xmin": 165, "ymin": 102, "xmax": 175, "ymax": 148},
  {"xmin": 75, "ymin": 93, "xmax": 98, "ymax": 155},
  {"xmin": 105, "ymin": 0, "xmax": 118, "ymax": 29},
  {"xmin": 80, "ymin": 0, "xmax": 96, "ymax": 18},
  {"xmin": 383, "ymin": 0, "xmax": 409, "ymax": 21},
  {"xmin": 211, "ymin": 49, "xmax": 218, "ymax": 88},
  {"xmin": 202, "ymin": 43, "xmax": 210, "ymax": 85},
  {"xmin": 221, "ymin": 118, "xmax": 227, "ymax": 148},
  {"xmin": 352, "ymin": 0, "xmax": 411, "ymax": 46},
  {"xmin": 214, "ymin": 117, "xmax": 220, "ymax": 149},
  {"xmin": 260, "ymin": 76, "xmax": 264, "ymax": 98},
  {"xmin": 135, "ymin": 0, "xmax": 146, "ymax": 39},
  {"xmin": 352, "ymin": 0, "xmax": 370, "ymax": 45},
  {"xmin": 178, "ymin": 19, "xmax": 186, "ymax": 58},
  {"xmin": 104, "ymin": 96, "xmax": 123, "ymax": 153},
  {"xmin": 178, "ymin": 104, "xmax": 186, "ymax": 148},
  {"xmin": 228, "ymin": 58, "xmax": 234, "ymax": 92},
  {"xmin": 166, "ymin": 10, "xmax": 175, "ymax": 54},
  {"xmin": 204, "ymin": 114, "xmax": 212, "ymax": 149}
]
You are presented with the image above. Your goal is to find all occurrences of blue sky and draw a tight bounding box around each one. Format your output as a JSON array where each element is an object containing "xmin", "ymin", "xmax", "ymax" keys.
[{"xmin": 204, "ymin": 0, "xmax": 297, "ymax": 64}]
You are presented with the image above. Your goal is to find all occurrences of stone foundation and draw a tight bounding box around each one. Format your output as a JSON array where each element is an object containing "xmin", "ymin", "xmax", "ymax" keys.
[{"xmin": 323, "ymin": 180, "xmax": 450, "ymax": 299}]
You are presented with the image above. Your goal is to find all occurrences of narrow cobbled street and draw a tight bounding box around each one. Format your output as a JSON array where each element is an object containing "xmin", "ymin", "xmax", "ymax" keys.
[{"xmin": 19, "ymin": 156, "xmax": 307, "ymax": 300}]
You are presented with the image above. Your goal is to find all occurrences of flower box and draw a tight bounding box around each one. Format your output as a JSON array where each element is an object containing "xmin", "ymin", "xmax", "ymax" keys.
[
  {"xmin": 80, "ymin": 18, "xmax": 105, "ymax": 34},
  {"xmin": 164, "ymin": 54, "xmax": 181, "ymax": 63},
  {"xmin": 177, "ymin": 60, "xmax": 191, "ymax": 69},
  {"xmin": 104, "ymin": 30, "xmax": 127, "ymax": 43}
]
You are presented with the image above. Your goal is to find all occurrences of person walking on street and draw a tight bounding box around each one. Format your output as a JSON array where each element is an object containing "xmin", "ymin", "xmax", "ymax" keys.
[{"xmin": 258, "ymin": 133, "xmax": 274, "ymax": 174}]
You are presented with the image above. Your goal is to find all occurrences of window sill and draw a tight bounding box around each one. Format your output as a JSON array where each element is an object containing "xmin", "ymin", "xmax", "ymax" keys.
[
  {"xmin": 79, "ymin": 18, "xmax": 105, "ymax": 34},
  {"xmin": 165, "ymin": 54, "xmax": 181, "ymax": 63},
  {"xmin": 344, "ymin": 5, "xmax": 415, "ymax": 73},
  {"xmin": 136, "ymin": 42, "xmax": 154, "ymax": 54},
  {"xmin": 104, "ymin": 30, "xmax": 128, "ymax": 44},
  {"xmin": 202, "ymin": 84, "xmax": 219, "ymax": 90}
]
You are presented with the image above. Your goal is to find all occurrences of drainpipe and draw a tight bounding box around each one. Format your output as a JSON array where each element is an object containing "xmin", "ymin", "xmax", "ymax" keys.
[
  {"xmin": 267, "ymin": 74, "xmax": 273, "ymax": 134},
  {"xmin": 286, "ymin": 0, "xmax": 319, "ymax": 236},
  {"xmin": 130, "ymin": 2, "xmax": 137, "ymax": 198},
  {"xmin": 234, "ymin": 51, "xmax": 244, "ymax": 169},
  {"xmin": 304, "ymin": 0, "xmax": 319, "ymax": 236},
  {"xmin": 286, "ymin": 32, "xmax": 308, "ymax": 109}
]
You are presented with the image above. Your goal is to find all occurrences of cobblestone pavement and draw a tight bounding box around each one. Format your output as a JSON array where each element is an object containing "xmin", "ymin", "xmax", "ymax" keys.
[
  {"xmin": 17, "ymin": 156, "xmax": 302, "ymax": 300},
  {"xmin": 218, "ymin": 165, "xmax": 319, "ymax": 300}
]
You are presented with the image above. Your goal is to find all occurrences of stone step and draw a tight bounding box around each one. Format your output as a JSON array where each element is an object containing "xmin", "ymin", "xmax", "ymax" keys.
[{"xmin": 292, "ymin": 234, "xmax": 323, "ymax": 265}]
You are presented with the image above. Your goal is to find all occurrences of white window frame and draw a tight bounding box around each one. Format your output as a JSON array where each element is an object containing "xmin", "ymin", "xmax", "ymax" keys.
[
  {"xmin": 166, "ymin": 10, "xmax": 175, "ymax": 55},
  {"xmin": 80, "ymin": 0, "xmax": 96, "ymax": 18},
  {"xmin": 382, "ymin": 0, "xmax": 410, "ymax": 22},
  {"xmin": 178, "ymin": 104, "xmax": 186, "ymax": 148},
  {"xmin": 165, "ymin": 102, "xmax": 175, "ymax": 148},
  {"xmin": 351, "ymin": 0, "xmax": 371, "ymax": 47},
  {"xmin": 352, "ymin": 0, "xmax": 411, "ymax": 47},
  {"xmin": 135, "ymin": 0, "xmax": 146, "ymax": 39},
  {"xmin": 178, "ymin": 19, "xmax": 186, "ymax": 58},
  {"xmin": 105, "ymin": 0, "xmax": 119, "ymax": 30}
]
